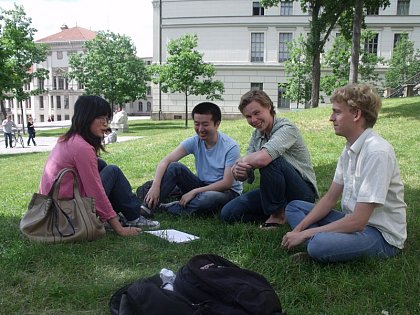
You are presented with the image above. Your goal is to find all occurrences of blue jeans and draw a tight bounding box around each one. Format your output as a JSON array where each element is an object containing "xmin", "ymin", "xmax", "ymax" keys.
[
  {"xmin": 4, "ymin": 133, "xmax": 12, "ymax": 148},
  {"xmin": 98, "ymin": 159, "xmax": 141, "ymax": 221},
  {"xmin": 286, "ymin": 200, "xmax": 400, "ymax": 263},
  {"xmin": 220, "ymin": 157, "xmax": 316, "ymax": 223},
  {"xmin": 160, "ymin": 162, "xmax": 238, "ymax": 215}
]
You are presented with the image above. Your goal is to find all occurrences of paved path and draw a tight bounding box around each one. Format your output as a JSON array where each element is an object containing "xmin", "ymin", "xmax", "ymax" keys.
[
  {"xmin": 0, "ymin": 136, "xmax": 143, "ymax": 155},
  {"xmin": 1, "ymin": 116, "xmax": 148, "ymax": 155}
]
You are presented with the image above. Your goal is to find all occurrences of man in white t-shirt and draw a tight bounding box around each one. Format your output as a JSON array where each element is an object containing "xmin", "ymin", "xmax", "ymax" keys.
[
  {"xmin": 281, "ymin": 83, "xmax": 407, "ymax": 263},
  {"xmin": 142, "ymin": 102, "xmax": 242, "ymax": 215}
]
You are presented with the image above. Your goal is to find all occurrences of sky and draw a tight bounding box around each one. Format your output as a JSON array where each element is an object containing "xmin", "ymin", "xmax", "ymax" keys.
[{"xmin": 0, "ymin": 0, "xmax": 154, "ymax": 57}]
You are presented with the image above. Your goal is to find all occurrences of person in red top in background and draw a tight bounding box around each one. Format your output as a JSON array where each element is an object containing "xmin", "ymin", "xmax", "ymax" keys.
[{"xmin": 39, "ymin": 95, "xmax": 159, "ymax": 237}]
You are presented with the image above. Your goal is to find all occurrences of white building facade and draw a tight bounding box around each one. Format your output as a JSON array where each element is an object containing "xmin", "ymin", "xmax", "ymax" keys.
[
  {"xmin": 151, "ymin": 0, "xmax": 420, "ymax": 119},
  {"xmin": 5, "ymin": 25, "xmax": 152, "ymax": 127}
]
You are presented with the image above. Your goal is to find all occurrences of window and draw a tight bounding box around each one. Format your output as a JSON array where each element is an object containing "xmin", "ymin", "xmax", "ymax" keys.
[
  {"xmin": 280, "ymin": 1, "xmax": 293, "ymax": 16},
  {"xmin": 40, "ymin": 114, "xmax": 44, "ymax": 122},
  {"xmin": 56, "ymin": 96, "xmax": 61, "ymax": 109},
  {"xmin": 278, "ymin": 86, "xmax": 290, "ymax": 108},
  {"xmin": 39, "ymin": 96, "xmax": 44, "ymax": 109},
  {"xmin": 64, "ymin": 95, "xmax": 69, "ymax": 109},
  {"xmin": 147, "ymin": 86, "xmax": 152, "ymax": 96},
  {"xmin": 252, "ymin": 2, "xmax": 264, "ymax": 16},
  {"xmin": 65, "ymin": 114, "xmax": 70, "ymax": 120},
  {"xmin": 251, "ymin": 83, "xmax": 263, "ymax": 90},
  {"xmin": 366, "ymin": 5, "xmax": 379, "ymax": 15},
  {"xmin": 279, "ymin": 33, "xmax": 293, "ymax": 62},
  {"xmin": 57, "ymin": 115, "xmax": 62, "ymax": 121},
  {"xmin": 24, "ymin": 83, "xmax": 30, "ymax": 91},
  {"xmin": 25, "ymin": 98, "xmax": 31, "ymax": 109},
  {"xmin": 53, "ymin": 76, "xmax": 57, "ymax": 90},
  {"xmin": 139, "ymin": 101, "xmax": 143, "ymax": 112},
  {"xmin": 393, "ymin": 33, "xmax": 408, "ymax": 48},
  {"xmin": 364, "ymin": 33, "xmax": 379, "ymax": 55},
  {"xmin": 78, "ymin": 82, "xmax": 84, "ymax": 90},
  {"xmin": 58, "ymin": 77, "xmax": 65, "ymax": 90},
  {"xmin": 50, "ymin": 96, "xmax": 54, "ymax": 109},
  {"xmin": 251, "ymin": 32, "xmax": 264, "ymax": 62},
  {"xmin": 397, "ymin": 0, "xmax": 410, "ymax": 15},
  {"xmin": 57, "ymin": 51, "xmax": 63, "ymax": 59},
  {"xmin": 38, "ymin": 78, "xmax": 44, "ymax": 90}
]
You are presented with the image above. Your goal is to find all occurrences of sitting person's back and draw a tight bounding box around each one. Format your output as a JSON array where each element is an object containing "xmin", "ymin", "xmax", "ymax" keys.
[{"xmin": 104, "ymin": 127, "xmax": 117, "ymax": 144}]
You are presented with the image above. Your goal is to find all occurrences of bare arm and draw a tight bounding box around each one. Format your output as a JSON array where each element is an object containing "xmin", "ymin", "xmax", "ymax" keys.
[
  {"xmin": 178, "ymin": 166, "xmax": 235, "ymax": 207},
  {"xmin": 108, "ymin": 216, "xmax": 140, "ymax": 236},
  {"xmin": 282, "ymin": 182, "xmax": 377, "ymax": 249}
]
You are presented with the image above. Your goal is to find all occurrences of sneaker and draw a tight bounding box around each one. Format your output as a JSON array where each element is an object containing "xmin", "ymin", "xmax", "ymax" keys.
[
  {"xmin": 125, "ymin": 216, "xmax": 160, "ymax": 230},
  {"xmin": 140, "ymin": 203, "xmax": 153, "ymax": 218}
]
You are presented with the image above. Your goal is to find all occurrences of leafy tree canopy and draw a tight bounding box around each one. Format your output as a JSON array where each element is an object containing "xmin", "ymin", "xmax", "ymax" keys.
[
  {"xmin": 68, "ymin": 31, "xmax": 148, "ymax": 111},
  {"xmin": 151, "ymin": 34, "xmax": 224, "ymax": 127},
  {"xmin": 0, "ymin": 4, "xmax": 49, "ymax": 120},
  {"xmin": 385, "ymin": 34, "xmax": 420, "ymax": 89}
]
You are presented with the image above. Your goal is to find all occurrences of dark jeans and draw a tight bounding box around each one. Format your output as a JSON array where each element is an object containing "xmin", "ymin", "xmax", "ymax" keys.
[
  {"xmin": 98, "ymin": 158, "xmax": 141, "ymax": 221},
  {"xmin": 27, "ymin": 130, "xmax": 36, "ymax": 146},
  {"xmin": 220, "ymin": 157, "xmax": 316, "ymax": 223},
  {"xmin": 160, "ymin": 162, "xmax": 238, "ymax": 215},
  {"xmin": 4, "ymin": 132, "xmax": 12, "ymax": 148}
]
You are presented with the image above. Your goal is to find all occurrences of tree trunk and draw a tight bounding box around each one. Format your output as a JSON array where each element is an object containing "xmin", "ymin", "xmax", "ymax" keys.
[
  {"xmin": 310, "ymin": 53, "xmax": 321, "ymax": 108},
  {"xmin": 349, "ymin": 0, "xmax": 363, "ymax": 83},
  {"xmin": 0, "ymin": 100, "xmax": 7, "ymax": 120},
  {"xmin": 185, "ymin": 91, "xmax": 188, "ymax": 128}
]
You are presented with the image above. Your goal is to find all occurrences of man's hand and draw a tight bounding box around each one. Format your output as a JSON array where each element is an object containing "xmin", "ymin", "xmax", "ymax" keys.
[
  {"xmin": 179, "ymin": 190, "xmax": 197, "ymax": 207},
  {"xmin": 232, "ymin": 159, "xmax": 252, "ymax": 182},
  {"xmin": 145, "ymin": 185, "xmax": 160, "ymax": 209},
  {"xmin": 281, "ymin": 230, "xmax": 309, "ymax": 250}
]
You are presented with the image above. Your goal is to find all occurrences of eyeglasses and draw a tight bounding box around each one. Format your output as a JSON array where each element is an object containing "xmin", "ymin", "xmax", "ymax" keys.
[{"xmin": 96, "ymin": 116, "xmax": 110, "ymax": 124}]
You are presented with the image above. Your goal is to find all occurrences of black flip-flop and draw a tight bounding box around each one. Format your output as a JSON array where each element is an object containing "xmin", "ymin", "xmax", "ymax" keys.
[{"xmin": 259, "ymin": 222, "xmax": 281, "ymax": 230}]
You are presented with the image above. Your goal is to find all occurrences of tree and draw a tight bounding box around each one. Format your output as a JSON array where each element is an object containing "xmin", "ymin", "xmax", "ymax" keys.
[
  {"xmin": 261, "ymin": 0, "xmax": 390, "ymax": 107},
  {"xmin": 68, "ymin": 31, "xmax": 148, "ymax": 113},
  {"xmin": 151, "ymin": 34, "xmax": 224, "ymax": 128},
  {"xmin": 282, "ymin": 34, "xmax": 312, "ymax": 107},
  {"xmin": 321, "ymin": 31, "xmax": 384, "ymax": 96},
  {"xmin": 385, "ymin": 34, "xmax": 420, "ymax": 90},
  {"xmin": 0, "ymin": 4, "xmax": 49, "ymax": 123}
]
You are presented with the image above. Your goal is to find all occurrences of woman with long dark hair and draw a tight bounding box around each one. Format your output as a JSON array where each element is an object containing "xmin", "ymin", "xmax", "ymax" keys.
[{"xmin": 39, "ymin": 96, "xmax": 159, "ymax": 237}]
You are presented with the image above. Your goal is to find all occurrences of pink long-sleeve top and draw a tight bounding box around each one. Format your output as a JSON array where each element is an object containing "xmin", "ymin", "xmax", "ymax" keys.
[{"xmin": 39, "ymin": 134, "xmax": 117, "ymax": 222}]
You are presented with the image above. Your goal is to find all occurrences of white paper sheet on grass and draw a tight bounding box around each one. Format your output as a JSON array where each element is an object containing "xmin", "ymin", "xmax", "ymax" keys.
[{"xmin": 145, "ymin": 229, "xmax": 199, "ymax": 243}]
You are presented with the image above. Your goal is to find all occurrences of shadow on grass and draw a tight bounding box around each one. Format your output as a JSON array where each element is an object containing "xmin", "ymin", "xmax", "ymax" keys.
[{"xmin": 381, "ymin": 98, "xmax": 420, "ymax": 120}]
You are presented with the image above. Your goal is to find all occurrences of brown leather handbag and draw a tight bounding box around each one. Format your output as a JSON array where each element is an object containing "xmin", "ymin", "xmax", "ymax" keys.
[{"xmin": 20, "ymin": 168, "xmax": 106, "ymax": 243}]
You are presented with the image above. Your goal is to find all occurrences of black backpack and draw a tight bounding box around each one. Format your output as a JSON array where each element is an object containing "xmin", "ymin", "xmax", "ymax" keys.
[{"xmin": 109, "ymin": 254, "xmax": 285, "ymax": 315}]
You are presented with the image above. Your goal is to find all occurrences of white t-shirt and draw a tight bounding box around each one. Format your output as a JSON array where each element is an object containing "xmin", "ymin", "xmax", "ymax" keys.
[{"xmin": 333, "ymin": 128, "xmax": 407, "ymax": 249}]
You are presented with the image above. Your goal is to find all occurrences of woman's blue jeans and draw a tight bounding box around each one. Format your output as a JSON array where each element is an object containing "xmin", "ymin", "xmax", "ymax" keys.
[
  {"xmin": 159, "ymin": 162, "xmax": 238, "ymax": 215},
  {"xmin": 286, "ymin": 200, "xmax": 400, "ymax": 263},
  {"xmin": 220, "ymin": 157, "xmax": 316, "ymax": 223},
  {"xmin": 98, "ymin": 159, "xmax": 141, "ymax": 221}
]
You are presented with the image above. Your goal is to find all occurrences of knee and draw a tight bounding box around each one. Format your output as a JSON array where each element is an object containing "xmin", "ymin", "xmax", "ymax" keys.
[
  {"xmin": 102, "ymin": 164, "xmax": 121, "ymax": 176},
  {"xmin": 166, "ymin": 162, "xmax": 183, "ymax": 175},
  {"xmin": 220, "ymin": 202, "xmax": 236, "ymax": 223},
  {"xmin": 307, "ymin": 234, "xmax": 330, "ymax": 263},
  {"xmin": 260, "ymin": 157, "xmax": 286, "ymax": 175}
]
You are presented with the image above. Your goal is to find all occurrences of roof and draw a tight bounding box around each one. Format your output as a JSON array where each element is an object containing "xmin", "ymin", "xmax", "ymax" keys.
[{"xmin": 36, "ymin": 26, "xmax": 96, "ymax": 43}]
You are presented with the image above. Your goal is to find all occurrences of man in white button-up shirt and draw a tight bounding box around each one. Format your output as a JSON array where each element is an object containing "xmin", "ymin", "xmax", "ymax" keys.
[{"xmin": 281, "ymin": 83, "xmax": 407, "ymax": 263}]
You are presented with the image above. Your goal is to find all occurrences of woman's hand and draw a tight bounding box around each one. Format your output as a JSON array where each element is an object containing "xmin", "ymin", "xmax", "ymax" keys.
[
  {"xmin": 117, "ymin": 226, "xmax": 141, "ymax": 236},
  {"xmin": 108, "ymin": 216, "xmax": 141, "ymax": 236}
]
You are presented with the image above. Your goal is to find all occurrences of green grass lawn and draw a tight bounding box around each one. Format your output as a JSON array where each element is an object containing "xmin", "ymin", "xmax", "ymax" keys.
[{"xmin": 0, "ymin": 97, "xmax": 419, "ymax": 314}]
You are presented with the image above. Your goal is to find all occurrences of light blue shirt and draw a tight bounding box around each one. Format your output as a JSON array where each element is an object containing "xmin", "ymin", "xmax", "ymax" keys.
[{"xmin": 181, "ymin": 131, "xmax": 243, "ymax": 194}]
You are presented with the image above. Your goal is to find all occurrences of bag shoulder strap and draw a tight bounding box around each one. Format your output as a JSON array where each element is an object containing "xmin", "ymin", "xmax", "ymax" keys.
[{"xmin": 50, "ymin": 168, "xmax": 81, "ymax": 200}]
